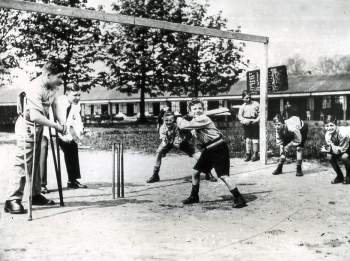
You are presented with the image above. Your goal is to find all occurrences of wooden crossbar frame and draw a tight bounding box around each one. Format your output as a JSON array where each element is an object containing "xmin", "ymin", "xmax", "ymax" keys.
[{"xmin": 0, "ymin": 0, "xmax": 269, "ymax": 164}]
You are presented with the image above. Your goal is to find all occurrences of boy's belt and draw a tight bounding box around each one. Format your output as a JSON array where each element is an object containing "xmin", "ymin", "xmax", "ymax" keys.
[{"xmin": 204, "ymin": 137, "xmax": 224, "ymax": 149}]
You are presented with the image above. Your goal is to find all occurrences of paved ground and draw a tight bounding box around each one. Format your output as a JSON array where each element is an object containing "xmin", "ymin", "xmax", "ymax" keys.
[{"xmin": 1, "ymin": 143, "xmax": 350, "ymax": 261}]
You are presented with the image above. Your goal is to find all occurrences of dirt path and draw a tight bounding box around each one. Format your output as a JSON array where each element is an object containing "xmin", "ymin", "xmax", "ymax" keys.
[{"xmin": 1, "ymin": 143, "xmax": 349, "ymax": 261}]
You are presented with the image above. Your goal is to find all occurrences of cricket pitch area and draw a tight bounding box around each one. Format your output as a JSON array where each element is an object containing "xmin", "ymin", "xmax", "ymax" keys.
[{"xmin": 1, "ymin": 143, "xmax": 349, "ymax": 261}]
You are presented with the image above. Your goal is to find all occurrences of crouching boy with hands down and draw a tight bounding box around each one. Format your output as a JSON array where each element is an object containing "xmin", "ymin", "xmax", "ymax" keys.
[{"xmin": 176, "ymin": 98, "xmax": 246, "ymax": 208}]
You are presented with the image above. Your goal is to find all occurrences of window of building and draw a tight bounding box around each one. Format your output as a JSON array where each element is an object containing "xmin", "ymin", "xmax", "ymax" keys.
[
  {"xmin": 322, "ymin": 96, "xmax": 332, "ymax": 109},
  {"xmin": 307, "ymin": 98, "xmax": 314, "ymax": 110},
  {"xmin": 171, "ymin": 101, "xmax": 180, "ymax": 113}
]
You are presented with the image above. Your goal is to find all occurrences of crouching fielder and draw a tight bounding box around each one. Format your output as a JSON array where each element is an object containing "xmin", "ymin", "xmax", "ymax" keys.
[
  {"xmin": 272, "ymin": 114, "xmax": 308, "ymax": 176},
  {"xmin": 177, "ymin": 98, "xmax": 246, "ymax": 208},
  {"xmin": 320, "ymin": 115, "xmax": 350, "ymax": 184}
]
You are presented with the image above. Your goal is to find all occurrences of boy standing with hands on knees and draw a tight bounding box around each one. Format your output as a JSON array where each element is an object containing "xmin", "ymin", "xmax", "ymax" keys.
[{"xmin": 176, "ymin": 98, "xmax": 246, "ymax": 208}]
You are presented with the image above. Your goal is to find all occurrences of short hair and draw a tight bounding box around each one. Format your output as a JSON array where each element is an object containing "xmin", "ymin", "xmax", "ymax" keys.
[
  {"xmin": 66, "ymin": 83, "xmax": 81, "ymax": 92},
  {"xmin": 188, "ymin": 98, "xmax": 204, "ymax": 112},
  {"xmin": 242, "ymin": 90, "xmax": 251, "ymax": 99},
  {"xmin": 324, "ymin": 114, "xmax": 337, "ymax": 125},
  {"xmin": 42, "ymin": 60, "xmax": 65, "ymax": 75},
  {"xmin": 163, "ymin": 111, "xmax": 175, "ymax": 118},
  {"xmin": 272, "ymin": 114, "xmax": 285, "ymax": 124}
]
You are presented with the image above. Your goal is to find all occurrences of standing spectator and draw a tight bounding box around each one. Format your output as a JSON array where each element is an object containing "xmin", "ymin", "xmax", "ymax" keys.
[
  {"xmin": 237, "ymin": 90, "xmax": 260, "ymax": 162},
  {"xmin": 320, "ymin": 114, "xmax": 350, "ymax": 184},
  {"xmin": 57, "ymin": 83, "xmax": 91, "ymax": 189},
  {"xmin": 4, "ymin": 60, "xmax": 66, "ymax": 214}
]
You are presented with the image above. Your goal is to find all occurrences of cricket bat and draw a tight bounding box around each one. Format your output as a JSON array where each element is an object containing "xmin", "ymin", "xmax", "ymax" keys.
[{"xmin": 205, "ymin": 107, "xmax": 231, "ymax": 116}]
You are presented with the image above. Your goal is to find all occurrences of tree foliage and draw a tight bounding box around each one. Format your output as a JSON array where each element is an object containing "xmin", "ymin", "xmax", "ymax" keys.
[
  {"xmin": 286, "ymin": 54, "xmax": 306, "ymax": 75},
  {"xmin": 97, "ymin": 0, "xmax": 248, "ymax": 121},
  {"xmin": 15, "ymin": 0, "xmax": 104, "ymax": 93},
  {"xmin": 0, "ymin": 8, "xmax": 24, "ymax": 86}
]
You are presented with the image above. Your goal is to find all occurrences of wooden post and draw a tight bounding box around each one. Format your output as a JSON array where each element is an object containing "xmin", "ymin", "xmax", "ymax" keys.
[
  {"xmin": 112, "ymin": 143, "xmax": 115, "ymax": 199},
  {"xmin": 260, "ymin": 43, "xmax": 269, "ymax": 165},
  {"xmin": 343, "ymin": 95, "xmax": 347, "ymax": 121}
]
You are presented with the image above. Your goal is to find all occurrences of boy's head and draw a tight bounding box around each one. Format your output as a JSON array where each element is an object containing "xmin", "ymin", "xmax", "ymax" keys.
[
  {"xmin": 242, "ymin": 90, "xmax": 252, "ymax": 104},
  {"xmin": 41, "ymin": 60, "xmax": 65, "ymax": 89},
  {"xmin": 163, "ymin": 111, "xmax": 176, "ymax": 128},
  {"xmin": 187, "ymin": 98, "xmax": 205, "ymax": 117},
  {"xmin": 272, "ymin": 114, "xmax": 285, "ymax": 131},
  {"xmin": 324, "ymin": 114, "xmax": 337, "ymax": 134},
  {"xmin": 66, "ymin": 83, "xmax": 81, "ymax": 105}
]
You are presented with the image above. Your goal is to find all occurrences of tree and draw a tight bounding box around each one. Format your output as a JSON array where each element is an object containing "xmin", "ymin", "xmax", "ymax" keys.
[
  {"xmin": 286, "ymin": 54, "xmax": 306, "ymax": 75},
  {"xmin": 0, "ymin": 8, "xmax": 24, "ymax": 87},
  {"xmin": 164, "ymin": 1, "xmax": 246, "ymax": 97},
  {"xmin": 15, "ymin": 0, "xmax": 104, "ymax": 93},
  {"xmin": 97, "ymin": 0, "xmax": 248, "ymax": 122}
]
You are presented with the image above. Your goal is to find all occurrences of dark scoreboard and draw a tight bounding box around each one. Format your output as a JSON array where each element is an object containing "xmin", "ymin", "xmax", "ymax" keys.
[{"xmin": 247, "ymin": 65, "xmax": 288, "ymax": 94}]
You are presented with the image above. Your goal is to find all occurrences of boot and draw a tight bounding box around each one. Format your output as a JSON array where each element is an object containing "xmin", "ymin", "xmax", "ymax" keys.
[
  {"xmin": 343, "ymin": 169, "xmax": 350, "ymax": 184},
  {"xmin": 296, "ymin": 165, "xmax": 303, "ymax": 177},
  {"xmin": 272, "ymin": 164, "xmax": 283, "ymax": 175},
  {"xmin": 331, "ymin": 166, "xmax": 344, "ymax": 184},
  {"xmin": 231, "ymin": 188, "xmax": 246, "ymax": 208},
  {"xmin": 244, "ymin": 153, "xmax": 251, "ymax": 162},
  {"xmin": 182, "ymin": 185, "xmax": 199, "ymax": 204},
  {"xmin": 251, "ymin": 152, "xmax": 259, "ymax": 162},
  {"xmin": 147, "ymin": 169, "xmax": 160, "ymax": 183},
  {"xmin": 205, "ymin": 172, "xmax": 218, "ymax": 182}
]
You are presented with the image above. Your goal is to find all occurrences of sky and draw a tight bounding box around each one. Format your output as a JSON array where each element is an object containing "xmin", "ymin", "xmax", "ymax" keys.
[{"xmin": 89, "ymin": 0, "xmax": 350, "ymax": 70}]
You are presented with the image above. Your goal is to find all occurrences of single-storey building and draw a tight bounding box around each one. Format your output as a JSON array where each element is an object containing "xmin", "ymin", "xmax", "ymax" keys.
[{"xmin": 1, "ymin": 74, "xmax": 350, "ymax": 125}]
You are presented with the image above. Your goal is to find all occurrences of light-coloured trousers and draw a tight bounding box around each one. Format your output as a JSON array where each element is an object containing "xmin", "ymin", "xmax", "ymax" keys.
[{"xmin": 6, "ymin": 121, "xmax": 43, "ymax": 200}]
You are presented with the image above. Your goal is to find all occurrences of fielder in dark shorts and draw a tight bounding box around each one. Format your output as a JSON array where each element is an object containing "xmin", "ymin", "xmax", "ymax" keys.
[
  {"xmin": 177, "ymin": 98, "xmax": 246, "ymax": 208},
  {"xmin": 272, "ymin": 114, "xmax": 309, "ymax": 177}
]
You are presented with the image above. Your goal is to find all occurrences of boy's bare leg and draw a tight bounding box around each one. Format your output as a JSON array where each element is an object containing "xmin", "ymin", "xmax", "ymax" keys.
[
  {"xmin": 147, "ymin": 152, "xmax": 162, "ymax": 183},
  {"xmin": 183, "ymin": 170, "xmax": 200, "ymax": 204}
]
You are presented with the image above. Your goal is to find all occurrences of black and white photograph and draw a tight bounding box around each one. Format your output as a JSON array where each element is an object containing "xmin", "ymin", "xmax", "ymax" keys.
[{"xmin": 0, "ymin": 0, "xmax": 349, "ymax": 260}]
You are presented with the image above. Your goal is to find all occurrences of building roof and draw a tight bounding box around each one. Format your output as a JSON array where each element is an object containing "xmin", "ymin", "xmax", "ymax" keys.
[{"xmin": 1, "ymin": 74, "xmax": 350, "ymax": 105}]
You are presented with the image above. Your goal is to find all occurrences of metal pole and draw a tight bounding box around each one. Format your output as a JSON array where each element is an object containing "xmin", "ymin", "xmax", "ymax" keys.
[
  {"xmin": 112, "ymin": 143, "xmax": 115, "ymax": 199},
  {"xmin": 121, "ymin": 142, "xmax": 124, "ymax": 198},
  {"xmin": 117, "ymin": 143, "xmax": 121, "ymax": 198}
]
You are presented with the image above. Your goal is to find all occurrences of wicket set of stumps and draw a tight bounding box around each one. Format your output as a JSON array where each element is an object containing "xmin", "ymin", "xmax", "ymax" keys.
[{"xmin": 112, "ymin": 143, "xmax": 124, "ymax": 199}]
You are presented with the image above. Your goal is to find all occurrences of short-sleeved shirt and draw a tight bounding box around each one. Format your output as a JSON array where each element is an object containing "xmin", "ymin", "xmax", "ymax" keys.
[
  {"xmin": 24, "ymin": 76, "xmax": 59, "ymax": 122},
  {"xmin": 276, "ymin": 116, "xmax": 304, "ymax": 147},
  {"xmin": 15, "ymin": 76, "xmax": 59, "ymax": 140},
  {"xmin": 238, "ymin": 101, "xmax": 260, "ymax": 120}
]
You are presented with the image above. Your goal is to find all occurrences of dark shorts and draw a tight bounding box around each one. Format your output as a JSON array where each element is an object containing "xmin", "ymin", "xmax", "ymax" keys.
[
  {"xmin": 243, "ymin": 121, "xmax": 259, "ymax": 139},
  {"xmin": 193, "ymin": 141, "xmax": 230, "ymax": 177},
  {"xmin": 156, "ymin": 141, "xmax": 197, "ymax": 157},
  {"xmin": 282, "ymin": 123, "xmax": 309, "ymax": 148}
]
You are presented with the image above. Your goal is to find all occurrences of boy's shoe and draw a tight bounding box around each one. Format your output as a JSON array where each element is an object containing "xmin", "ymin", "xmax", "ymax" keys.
[
  {"xmin": 147, "ymin": 172, "xmax": 160, "ymax": 183},
  {"xmin": 231, "ymin": 187, "xmax": 247, "ymax": 208},
  {"xmin": 296, "ymin": 165, "xmax": 303, "ymax": 177},
  {"xmin": 342, "ymin": 176, "xmax": 350, "ymax": 184},
  {"xmin": 251, "ymin": 152, "xmax": 259, "ymax": 162},
  {"xmin": 244, "ymin": 153, "xmax": 251, "ymax": 162},
  {"xmin": 182, "ymin": 194, "xmax": 199, "ymax": 204},
  {"xmin": 4, "ymin": 200, "xmax": 24, "ymax": 214},
  {"xmin": 67, "ymin": 180, "xmax": 87, "ymax": 189},
  {"xmin": 41, "ymin": 185, "xmax": 50, "ymax": 194},
  {"xmin": 32, "ymin": 194, "xmax": 55, "ymax": 205},
  {"xmin": 331, "ymin": 176, "xmax": 344, "ymax": 184},
  {"xmin": 272, "ymin": 164, "xmax": 283, "ymax": 175}
]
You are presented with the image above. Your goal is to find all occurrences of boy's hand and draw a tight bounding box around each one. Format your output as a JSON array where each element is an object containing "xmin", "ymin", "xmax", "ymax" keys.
[
  {"xmin": 320, "ymin": 145, "xmax": 331, "ymax": 153},
  {"xmin": 182, "ymin": 115, "xmax": 193, "ymax": 121}
]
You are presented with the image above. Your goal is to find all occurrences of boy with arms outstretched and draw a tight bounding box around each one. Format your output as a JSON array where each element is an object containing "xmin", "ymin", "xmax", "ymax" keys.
[
  {"xmin": 176, "ymin": 98, "xmax": 246, "ymax": 208},
  {"xmin": 147, "ymin": 111, "xmax": 217, "ymax": 183}
]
